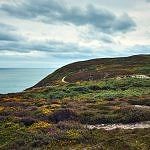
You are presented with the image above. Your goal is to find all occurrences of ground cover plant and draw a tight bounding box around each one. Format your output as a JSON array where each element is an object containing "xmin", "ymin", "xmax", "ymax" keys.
[
  {"xmin": 0, "ymin": 55, "xmax": 150, "ymax": 149},
  {"xmin": 0, "ymin": 76, "xmax": 150, "ymax": 149}
]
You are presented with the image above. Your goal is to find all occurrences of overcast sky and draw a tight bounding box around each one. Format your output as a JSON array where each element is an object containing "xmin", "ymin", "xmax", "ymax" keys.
[{"xmin": 0, "ymin": 0, "xmax": 150, "ymax": 68}]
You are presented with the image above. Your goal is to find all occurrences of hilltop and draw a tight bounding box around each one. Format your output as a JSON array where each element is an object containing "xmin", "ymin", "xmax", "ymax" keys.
[{"xmin": 31, "ymin": 54, "xmax": 150, "ymax": 89}]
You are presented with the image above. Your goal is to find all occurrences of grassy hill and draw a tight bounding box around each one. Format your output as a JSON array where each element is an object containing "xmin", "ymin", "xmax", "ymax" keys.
[
  {"xmin": 31, "ymin": 54, "xmax": 150, "ymax": 88},
  {"xmin": 0, "ymin": 54, "xmax": 150, "ymax": 149}
]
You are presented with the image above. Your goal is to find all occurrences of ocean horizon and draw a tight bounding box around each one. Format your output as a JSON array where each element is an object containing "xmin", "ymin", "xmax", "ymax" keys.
[{"xmin": 0, "ymin": 68, "xmax": 56, "ymax": 94}]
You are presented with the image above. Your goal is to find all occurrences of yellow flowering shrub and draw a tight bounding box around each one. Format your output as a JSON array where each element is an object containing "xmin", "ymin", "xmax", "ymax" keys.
[
  {"xmin": 39, "ymin": 105, "xmax": 53, "ymax": 115},
  {"xmin": 41, "ymin": 108, "xmax": 52, "ymax": 114},
  {"xmin": 65, "ymin": 129, "xmax": 81, "ymax": 140},
  {"xmin": 28, "ymin": 121, "xmax": 51, "ymax": 132}
]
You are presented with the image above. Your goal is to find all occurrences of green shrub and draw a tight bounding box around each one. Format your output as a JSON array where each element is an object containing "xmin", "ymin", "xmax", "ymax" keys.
[
  {"xmin": 47, "ymin": 91, "xmax": 66, "ymax": 99},
  {"xmin": 94, "ymin": 90, "xmax": 123, "ymax": 100},
  {"xmin": 115, "ymin": 107, "xmax": 150, "ymax": 123},
  {"xmin": 71, "ymin": 86, "xmax": 90, "ymax": 94}
]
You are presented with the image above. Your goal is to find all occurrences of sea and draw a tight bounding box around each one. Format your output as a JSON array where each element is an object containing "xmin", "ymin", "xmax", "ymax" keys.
[{"xmin": 0, "ymin": 68, "xmax": 56, "ymax": 94}]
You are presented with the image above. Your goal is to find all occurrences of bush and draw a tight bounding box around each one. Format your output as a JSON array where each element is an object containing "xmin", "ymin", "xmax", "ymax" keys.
[
  {"xmin": 49, "ymin": 109, "xmax": 77, "ymax": 123},
  {"xmin": 79, "ymin": 112, "xmax": 120, "ymax": 124},
  {"xmin": 115, "ymin": 107, "xmax": 150, "ymax": 123},
  {"xmin": 20, "ymin": 117, "xmax": 36, "ymax": 126},
  {"xmin": 71, "ymin": 86, "xmax": 90, "ymax": 93},
  {"xmin": 0, "ymin": 116, "xmax": 6, "ymax": 121},
  {"xmin": 88, "ymin": 85, "xmax": 101, "ymax": 91},
  {"xmin": 47, "ymin": 91, "xmax": 66, "ymax": 99}
]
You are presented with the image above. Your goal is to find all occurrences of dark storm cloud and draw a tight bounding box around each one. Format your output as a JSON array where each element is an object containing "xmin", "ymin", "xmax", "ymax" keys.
[{"xmin": 0, "ymin": 0, "xmax": 136, "ymax": 34}]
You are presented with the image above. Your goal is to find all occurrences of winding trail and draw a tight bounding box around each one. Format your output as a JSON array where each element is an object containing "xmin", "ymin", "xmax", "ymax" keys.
[
  {"xmin": 85, "ymin": 121, "xmax": 150, "ymax": 130},
  {"xmin": 62, "ymin": 76, "xmax": 69, "ymax": 83}
]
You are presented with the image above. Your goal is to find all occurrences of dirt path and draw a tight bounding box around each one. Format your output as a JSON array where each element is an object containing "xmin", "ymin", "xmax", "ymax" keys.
[
  {"xmin": 85, "ymin": 121, "xmax": 150, "ymax": 130},
  {"xmin": 62, "ymin": 76, "xmax": 68, "ymax": 83},
  {"xmin": 134, "ymin": 105, "xmax": 150, "ymax": 109}
]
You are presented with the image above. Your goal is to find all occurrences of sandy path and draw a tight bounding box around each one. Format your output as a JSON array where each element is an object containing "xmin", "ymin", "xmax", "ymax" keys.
[
  {"xmin": 85, "ymin": 121, "xmax": 150, "ymax": 130},
  {"xmin": 134, "ymin": 105, "xmax": 150, "ymax": 109},
  {"xmin": 62, "ymin": 76, "xmax": 68, "ymax": 83}
]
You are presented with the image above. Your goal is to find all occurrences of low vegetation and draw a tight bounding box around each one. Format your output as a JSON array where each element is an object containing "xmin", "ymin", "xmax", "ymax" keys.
[
  {"xmin": 0, "ymin": 55, "xmax": 150, "ymax": 149},
  {"xmin": 0, "ymin": 77, "xmax": 150, "ymax": 149}
]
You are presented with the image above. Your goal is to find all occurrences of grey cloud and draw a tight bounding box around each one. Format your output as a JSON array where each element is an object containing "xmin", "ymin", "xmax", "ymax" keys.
[
  {"xmin": 0, "ymin": 39, "xmax": 149, "ymax": 61},
  {"xmin": 112, "ymin": 14, "xmax": 136, "ymax": 33},
  {"xmin": 80, "ymin": 28, "xmax": 115, "ymax": 44},
  {"xmin": 0, "ymin": 0, "xmax": 136, "ymax": 34},
  {"xmin": 100, "ymin": 36, "xmax": 114, "ymax": 43},
  {"xmin": 0, "ymin": 31, "xmax": 23, "ymax": 41},
  {"xmin": 0, "ymin": 23, "xmax": 24, "ymax": 41},
  {"xmin": 0, "ymin": 23, "xmax": 16, "ymax": 31},
  {"xmin": 0, "ymin": 40, "xmax": 117, "ymax": 60},
  {"xmin": 0, "ymin": 40, "xmax": 84, "ymax": 54}
]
